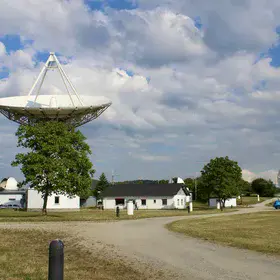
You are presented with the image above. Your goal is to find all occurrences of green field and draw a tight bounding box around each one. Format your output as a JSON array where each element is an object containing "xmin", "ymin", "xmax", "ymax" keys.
[
  {"xmin": 0, "ymin": 229, "xmax": 157, "ymax": 280},
  {"xmin": 0, "ymin": 207, "xmax": 236, "ymax": 222},
  {"xmin": 167, "ymin": 211, "xmax": 280, "ymax": 255},
  {"xmin": 237, "ymin": 196, "xmax": 269, "ymax": 206}
]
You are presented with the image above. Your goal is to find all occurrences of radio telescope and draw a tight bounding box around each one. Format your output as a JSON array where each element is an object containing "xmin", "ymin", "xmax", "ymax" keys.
[{"xmin": 0, "ymin": 52, "xmax": 112, "ymax": 127}]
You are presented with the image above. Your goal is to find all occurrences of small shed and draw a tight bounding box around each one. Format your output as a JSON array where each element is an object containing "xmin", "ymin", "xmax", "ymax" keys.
[{"xmin": 209, "ymin": 197, "xmax": 237, "ymax": 208}]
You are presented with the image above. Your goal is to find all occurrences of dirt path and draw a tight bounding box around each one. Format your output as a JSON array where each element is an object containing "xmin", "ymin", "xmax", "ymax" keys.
[{"xmin": 1, "ymin": 199, "xmax": 279, "ymax": 280}]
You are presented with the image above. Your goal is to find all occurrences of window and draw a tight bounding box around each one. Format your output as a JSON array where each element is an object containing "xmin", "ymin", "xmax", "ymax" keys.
[
  {"xmin": 153, "ymin": 199, "xmax": 156, "ymax": 204},
  {"xmin": 181, "ymin": 199, "xmax": 183, "ymax": 205},
  {"xmin": 177, "ymin": 199, "xmax": 180, "ymax": 206},
  {"xmin": 55, "ymin": 196, "xmax": 60, "ymax": 204},
  {"xmin": 141, "ymin": 199, "xmax": 146, "ymax": 206},
  {"xmin": 162, "ymin": 199, "xmax": 167, "ymax": 205},
  {"xmin": 115, "ymin": 198, "xmax": 125, "ymax": 205}
]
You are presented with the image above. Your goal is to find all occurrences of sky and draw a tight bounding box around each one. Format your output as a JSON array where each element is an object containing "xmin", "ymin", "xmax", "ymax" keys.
[{"xmin": 1, "ymin": 0, "xmax": 280, "ymax": 183}]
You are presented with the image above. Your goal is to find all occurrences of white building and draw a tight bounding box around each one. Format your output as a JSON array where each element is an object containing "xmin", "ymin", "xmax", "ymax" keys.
[
  {"xmin": 0, "ymin": 177, "xmax": 80, "ymax": 210},
  {"xmin": 0, "ymin": 177, "xmax": 25, "ymax": 208},
  {"xmin": 102, "ymin": 179, "xmax": 192, "ymax": 210},
  {"xmin": 209, "ymin": 197, "xmax": 237, "ymax": 208},
  {"xmin": 26, "ymin": 189, "xmax": 80, "ymax": 211}
]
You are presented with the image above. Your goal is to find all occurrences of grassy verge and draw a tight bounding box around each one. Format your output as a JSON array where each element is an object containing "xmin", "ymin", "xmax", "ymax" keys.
[
  {"xmin": 167, "ymin": 211, "xmax": 280, "ymax": 255},
  {"xmin": 237, "ymin": 196, "xmax": 270, "ymax": 206},
  {"xmin": 265, "ymin": 199, "xmax": 278, "ymax": 207},
  {"xmin": 0, "ymin": 229, "xmax": 153, "ymax": 280},
  {"xmin": 0, "ymin": 208, "xmax": 237, "ymax": 223}
]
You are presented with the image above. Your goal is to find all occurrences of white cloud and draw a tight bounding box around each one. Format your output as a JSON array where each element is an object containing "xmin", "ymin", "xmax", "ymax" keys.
[
  {"xmin": 131, "ymin": 154, "xmax": 171, "ymax": 162},
  {"xmin": 0, "ymin": 42, "xmax": 6, "ymax": 56},
  {"xmin": 1, "ymin": 1, "xmax": 280, "ymax": 180},
  {"xmin": 242, "ymin": 169, "xmax": 278, "ymax": 183}
]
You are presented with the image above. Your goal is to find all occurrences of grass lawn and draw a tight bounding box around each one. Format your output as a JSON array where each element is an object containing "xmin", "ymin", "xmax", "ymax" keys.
[
  {"xmin": 0, "ymin": 207, "xmax": 236, "ymax": 222},
  {"xmin": 0, "ymin": 229, "xmax": 156, "ymax": 280},
  {"xmin": 266, "ymin": 199, "xmax": 279, "ymax": 207},
  {"xmin": 167, "ymin": 211, "xmax": 280, "ymax": 255},
  {"xmin": 237, "ymin": 196, "xmax": 270, "ymax": 206}
]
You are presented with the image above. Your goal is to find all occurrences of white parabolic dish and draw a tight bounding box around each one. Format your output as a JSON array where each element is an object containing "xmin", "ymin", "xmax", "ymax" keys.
[{"xmin": 0, "ymin": 52, "xmax": 112, "ymax": 127}]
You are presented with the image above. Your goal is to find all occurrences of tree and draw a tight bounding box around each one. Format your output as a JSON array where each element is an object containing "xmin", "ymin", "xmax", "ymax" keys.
[
  {"xmin": 12, "ymin": 121, "xmax": 95, "ymax": 214},
  {"xmin": 251, "ymin": 178, "xmax": 277, "ymax": 197},
  {"xmin": 196, "ymin": 176, "xmax": 212, "ymax": 202},
  {"xmin": 184, "ymin": 178, "xmax": 195, "ymax": 191},
  {"xmin": 135, "ymin": 180, "xmax": 144, "ymax": 184},
  {"xmin": 158, "ymin": 179, "xmax": 169, "ymax": 184},
  {"xmin": 94, "ymin": 172, "xmax": 109, "ymax": 199},
  {"xmin": 238, "ymin": 179, "xmax": 252, "ymax": 196},
  {"xmin": 200, "ymin": 156, "xmax": 242, "ymax": 210}
]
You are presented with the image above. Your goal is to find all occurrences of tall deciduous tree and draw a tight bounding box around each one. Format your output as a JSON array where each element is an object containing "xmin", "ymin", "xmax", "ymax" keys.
[
  {"xmin": 94, "ymin": 172, "xmax": 109, "ymax": 199},
  {"xmin": 201, "ymin": 156, "xmax": 242, "ymax": 210},
  {"xmin": 239, "ymin": 179, "xmax": 252, "ymax": 196},
  {"xmin": 251, "ymin": 178, "xmax": 276, "ymax": 197},
  {"xmin": 184, "ymin": 178, "xmax": 195, "ymax": 191},
  {"xmin": 12, "ymin": 121, "xmax": 95, "ymax": 214}
]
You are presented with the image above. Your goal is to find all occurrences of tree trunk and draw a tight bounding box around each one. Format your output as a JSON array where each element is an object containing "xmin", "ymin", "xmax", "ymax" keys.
[
  {"xmin": 220, "ymin": 199, "xmax": 224, "ymax": 211},
  {"xmin": 42, "ymin": 192, "xmax": 49, "ymax": 215}
]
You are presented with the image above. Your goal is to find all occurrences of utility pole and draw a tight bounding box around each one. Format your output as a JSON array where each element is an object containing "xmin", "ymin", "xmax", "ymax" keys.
[
  {"xmin": 192, "ymin": 171, "xmax": 200, "ymax": 201},
  {"xmin": 194, "ymin": 177, "xmax": 197, "ymax": 201},
  {"xmin": 111, "ymin": 170, "xmax": 115, "ymax": 185},
  {"xmin": 111, "ymin": 169, "xmax": 119, "ymax": 185}
]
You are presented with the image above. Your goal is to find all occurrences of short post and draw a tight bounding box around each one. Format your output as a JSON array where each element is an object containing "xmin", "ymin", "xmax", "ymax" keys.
[
  {"xmin": 48, "ymin": 240, "xmax": 64, "ymax": 280},
  {"xmin": 116, "ymin": 206, "xmax": 120, "ymax": 217},
  {"xmin": 257, "ymin": 194, "xmax": 260, "ymax": 202},
  {"xmin": 127, "ymin": 201, "xmax": 134, "ymax": 216},
  {"xmin": 189, "ymin": 201, "xmax": 193, "ymax": 212}
]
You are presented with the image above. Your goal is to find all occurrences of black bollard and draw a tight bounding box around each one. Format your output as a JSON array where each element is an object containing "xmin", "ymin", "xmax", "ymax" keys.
[
  {"xmin": 48, "ymin": 239, "xmax": 64, "ymax": 280},
  {"xmin": 116, "ymin": 206, "xmax": 120, "ymax": 217}
]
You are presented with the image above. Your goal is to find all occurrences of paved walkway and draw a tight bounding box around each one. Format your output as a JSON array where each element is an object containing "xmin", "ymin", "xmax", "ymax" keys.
[{"xmin": 1, "ymin": 198, "xmax": 279, "ymax": 280}]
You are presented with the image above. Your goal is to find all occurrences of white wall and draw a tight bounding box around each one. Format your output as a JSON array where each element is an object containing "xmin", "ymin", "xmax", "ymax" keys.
[
  {"xmin": 0, "ymin": 193, "xmax": 23, "ymax": 206},
  {"xmin": 103, "ymin": 197, "xmax": 175, "ymax": 209},
  {"xmin": 209, "ymin": 198, "xmax": 237, "ymax": 208},
  {"xmin": 103, "ymin": 188, "xmax": 190, "ymax": 210},
  {"xmin": 27, "ymin": 189, "xmax": 80, "ymax": 210},
  {"xmin": 173, "ymin": 188, "xmax": 190, "ymax": 209}
]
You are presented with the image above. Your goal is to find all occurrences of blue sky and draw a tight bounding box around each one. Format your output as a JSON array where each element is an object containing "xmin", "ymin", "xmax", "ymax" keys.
[
  {"xmin": 1, "ymin": 0, "xmax": 280, "ymax": 183},
  {"xmin": 84, "ymin": 0, "xmax": 137, "ymax": 10}
]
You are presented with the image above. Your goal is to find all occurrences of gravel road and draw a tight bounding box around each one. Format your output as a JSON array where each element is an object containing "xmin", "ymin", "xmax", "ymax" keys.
[{"xmin": 1, "ymin": 199, "xmax": 279, "ymax": 280}]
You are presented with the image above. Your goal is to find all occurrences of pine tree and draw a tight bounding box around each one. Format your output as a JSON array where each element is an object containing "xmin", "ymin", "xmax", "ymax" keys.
[{"xmin": 94, "ymin": 172, "xmax": 109, "ymax": 199}]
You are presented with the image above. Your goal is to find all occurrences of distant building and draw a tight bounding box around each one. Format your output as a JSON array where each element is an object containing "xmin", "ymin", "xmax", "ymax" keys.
[
  {"xmin": 80, "ymin": 179, "xmax": 99, "ymax": 207},
  {"xmin": 0, "ymin": 177, "xmax": 25, "ymax": 208},
  {"xmin": 102, "ymin": 177, "xmax": 192, "ymax": 210},
  {"xmin": 209, "ymin": 197, "xmax": 237, "ymax": 208},
  {"xmin": 0, "ymin": 177, "xmax": 79, "ymax": 211},
  {"xmin": 26, "ymin": 189, "xmax": 79, "ymax": 211}
]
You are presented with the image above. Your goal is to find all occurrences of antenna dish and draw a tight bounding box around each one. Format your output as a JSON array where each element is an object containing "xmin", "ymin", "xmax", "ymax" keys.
[{"xmin": 0, "ymin": 52, "xmax": 112, "ymax": 127}]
